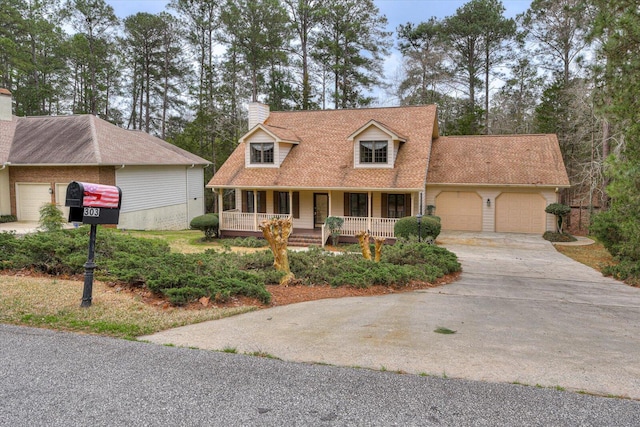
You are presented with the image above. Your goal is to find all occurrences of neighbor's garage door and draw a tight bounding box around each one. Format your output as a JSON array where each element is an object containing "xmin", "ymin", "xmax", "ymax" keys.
[
  {"xmin": 435, "ymin": 191, "xmax": 482, "ymax": 231},
  {"xmin": 16, "ymin": 183, "xmax": 51, "ymax": 221},
  {"xmin": 495, "ymin": 193, "xmax": 546, "ymax": 233}
]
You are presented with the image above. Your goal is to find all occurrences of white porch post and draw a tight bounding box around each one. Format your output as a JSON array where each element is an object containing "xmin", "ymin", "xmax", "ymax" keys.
[
  {"xmin": 328, "ymin": 191, "xmax": 332, "ymax": 217},
  {"xmin": 288, "ymin": 190, "xmax": 293, "ymax": 225},
  {"xmin": 367, "ymin": 191, "xmax": 372, "ymax": 232},
  {"xmin": 253, "ymin": 190, "xmax": 258, "ymax": 231},
  {"xmin": 217, "ymin": 190, "xmax": 223, "ymax": 230}
]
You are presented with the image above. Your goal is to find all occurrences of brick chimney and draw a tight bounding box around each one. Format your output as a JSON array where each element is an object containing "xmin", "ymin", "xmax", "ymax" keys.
[
  {"xmin": 0, "ymin": 88, "xmax": 12, "ymax": 121},
  {"xmin": 248, "ymin": 102, "xmax": 269, "ymax": 129}
]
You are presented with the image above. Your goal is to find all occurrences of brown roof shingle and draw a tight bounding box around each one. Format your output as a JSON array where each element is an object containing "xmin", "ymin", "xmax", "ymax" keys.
[
  {"xmin": 427, "ymin": 134, "xmax": 570, "ymax": 187},
  {"xmin": 209, "ymin": 105, "xmax": 438, "ymax": 190},
  {"xmin": 6, "ymin": 115, "xmax": 209, "ymax": 166}
]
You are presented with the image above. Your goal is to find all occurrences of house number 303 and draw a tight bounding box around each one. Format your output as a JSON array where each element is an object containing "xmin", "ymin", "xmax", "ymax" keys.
[{"xmin": 83, "ymin": 207, "xmax": 100, "ymax": 217}]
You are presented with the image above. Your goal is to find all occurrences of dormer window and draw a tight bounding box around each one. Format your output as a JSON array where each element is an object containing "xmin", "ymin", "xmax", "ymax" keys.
[
  {"xmin": 360, "ymin": 140, "xmax": 388, "ymax": 164},
  {"xmin": 250, "ymin": 142, "xmax": 274, "ymax": 164}
]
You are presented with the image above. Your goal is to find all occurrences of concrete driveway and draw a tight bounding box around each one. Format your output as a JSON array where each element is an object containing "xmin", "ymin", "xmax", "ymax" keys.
[{"xmin": 142, "ymin": 232, "xmax": 640, "ymax": 399}]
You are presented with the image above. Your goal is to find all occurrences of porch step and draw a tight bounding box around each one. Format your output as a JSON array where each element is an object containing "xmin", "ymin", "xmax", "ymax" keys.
[{"xmin": 288, "ymin": 234, "xmax": 324, "ymax": 247}]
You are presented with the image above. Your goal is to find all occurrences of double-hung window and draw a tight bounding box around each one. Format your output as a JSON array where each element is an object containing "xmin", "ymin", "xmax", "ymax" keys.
[
  {"xmin": 250, "ymin": 143, "xmax": 274, "ymax": 164},
  {"xmin": 360, "ymin": 140, "xmax": 388, "ymax": 164},
  {"xmin": 386, "ymin": 194, "xmax": 405, "ymax": 218},
  {"xmin": 349, "ymin": 193, "xmax": 368, "ymax": 217}
]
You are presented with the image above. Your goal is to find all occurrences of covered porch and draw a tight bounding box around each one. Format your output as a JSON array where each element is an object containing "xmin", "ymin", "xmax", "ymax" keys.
[{"xmin": 216, "ymin": 188, "xmax": 422, "ymax": 246}]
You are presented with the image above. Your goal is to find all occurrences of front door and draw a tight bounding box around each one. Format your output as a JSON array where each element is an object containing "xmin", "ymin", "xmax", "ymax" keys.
[{"xmin": 314, "ymin": 193, "xmax": 329, "ymax": 228}]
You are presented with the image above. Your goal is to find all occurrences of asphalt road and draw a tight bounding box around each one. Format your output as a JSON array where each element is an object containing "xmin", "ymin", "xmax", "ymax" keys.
[{"xmin": 1, "ymin": 324, "xmax": 639, "ymax": 426}]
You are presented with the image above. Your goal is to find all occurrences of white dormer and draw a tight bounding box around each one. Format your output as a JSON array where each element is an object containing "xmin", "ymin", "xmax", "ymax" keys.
[
  {"xmin": 348, "ymin": 120, "xmax": 407, "ymax": 169},
  {"xmin": 241, "ymin": 124, "xmax": 300, "ymax": 168}
]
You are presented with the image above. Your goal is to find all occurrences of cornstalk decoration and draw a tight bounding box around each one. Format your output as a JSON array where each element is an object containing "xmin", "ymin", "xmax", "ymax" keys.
[{"xmin": 259, "ymin": 217, "xmax": 294, "ymax": 285}]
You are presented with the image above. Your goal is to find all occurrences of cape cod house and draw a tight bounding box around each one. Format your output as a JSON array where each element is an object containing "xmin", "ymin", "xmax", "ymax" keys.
[
  {"xmin": 207, "ymin": 103, "xmax": 570, "ymax": 245},
  {"xmin": 0, "ymin": 89, "xmax": 210, "ymax": 230}
]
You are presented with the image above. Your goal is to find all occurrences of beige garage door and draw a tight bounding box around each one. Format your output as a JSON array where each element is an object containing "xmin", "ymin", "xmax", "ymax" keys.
[
  {"xmin": 435, "ymin": 191, "xmax": 482, "ymax": 231},
  {"xmin": 495, "ymin": 193, "xmax": 546, "ymax": 233},
  {"xmin": 16, "ymin": 183, "xmax": 51, "ymax": 221}
]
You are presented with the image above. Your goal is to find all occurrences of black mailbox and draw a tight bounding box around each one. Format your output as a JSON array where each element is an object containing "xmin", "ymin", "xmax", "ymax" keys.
[{"xmin": 65, "ymin": 181, "xmax": 122, "ymax": 225}]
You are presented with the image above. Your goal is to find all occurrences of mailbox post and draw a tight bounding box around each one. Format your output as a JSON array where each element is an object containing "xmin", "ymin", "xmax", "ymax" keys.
[{"xmin": 65, "ymin": 182, "xmax": 122, "ymax": 307}]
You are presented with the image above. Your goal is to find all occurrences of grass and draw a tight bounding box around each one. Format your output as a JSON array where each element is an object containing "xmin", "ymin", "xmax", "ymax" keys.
[
  {"xmin": 554, "ymin": 241, "xmax": 616, "ymax": 272},
  {"xmin": 121, "ymin": 230, "xmax": 269, "ymax": 254},
  {"xmin": 0, "ymin": 275, "xmax": 254, "ymax": 339}
]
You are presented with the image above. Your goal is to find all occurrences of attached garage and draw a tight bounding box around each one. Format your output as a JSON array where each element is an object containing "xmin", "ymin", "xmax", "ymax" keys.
[
  {"xmin": 15, "ymin": 183, "xmax": 51, "ymax": 221},
  {"xmin": 435, "ymin": 191, "xmax": 482, "ymax": 231},
  {"xmin": 495, "ymin": 192, "xmax": 546, "ymax": 233}
]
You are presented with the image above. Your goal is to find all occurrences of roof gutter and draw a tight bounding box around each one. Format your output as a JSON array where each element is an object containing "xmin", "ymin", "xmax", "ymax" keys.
[
  {"xmin": 0, "ymin": 162, "xmax": 10, "ymax": 170},
  {"xmin": 206, "ymin": 184, "xmax": 424, "ymax": 192},
  {"xmin": 426, "ymin": 182, "xmax": 571, "ymax": 189}
]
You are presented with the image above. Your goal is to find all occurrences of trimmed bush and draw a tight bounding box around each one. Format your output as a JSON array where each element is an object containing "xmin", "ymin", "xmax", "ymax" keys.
[
  {"xmin": 394, "ymin": 215, "xmax": 441, "ymax": 240},
  {"xmin": 545, "ymin": 203, "xmax": 571, "ymax": 233},
  {"xmin": 190, "ymin": 213, "xmax": 219, "ymax": 240}
]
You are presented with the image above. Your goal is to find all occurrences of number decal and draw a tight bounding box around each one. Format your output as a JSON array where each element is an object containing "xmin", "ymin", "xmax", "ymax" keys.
[{"xmin": 83, "ymin": 207, "xmax": 100, "ymax": 217}]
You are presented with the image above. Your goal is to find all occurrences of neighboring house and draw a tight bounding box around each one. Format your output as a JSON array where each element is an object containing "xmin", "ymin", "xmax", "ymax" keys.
[
  {"xmin": 0, "ymin": 89, "xmax": 210, "ymax": 230},
  {"xmin": 208, "ymin": 102, "xmax": 570, "ymax": 244}
]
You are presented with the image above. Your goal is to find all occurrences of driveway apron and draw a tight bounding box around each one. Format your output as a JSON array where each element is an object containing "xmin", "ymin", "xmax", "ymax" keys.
[{"xmin": 141, "ymin": 232, "xmax": 640, "ymax": 399}]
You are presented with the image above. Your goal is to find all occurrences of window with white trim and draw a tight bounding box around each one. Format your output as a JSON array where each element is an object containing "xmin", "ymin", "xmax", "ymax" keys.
[
  {"xmin": 250, "ymin": 142, "xmax": 274, "ymax": 164},
  {"xmin": 359, "ymin": 140, "xmax": 388, "ymax": 164}
]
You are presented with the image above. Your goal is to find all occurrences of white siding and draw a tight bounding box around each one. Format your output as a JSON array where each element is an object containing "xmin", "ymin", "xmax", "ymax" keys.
[
  {"xmin": 331, "ymin": 191, "xmax": 344, "ymax": 217},
  {"xmin": 248, "ymin": 102, "xmax": 269, "ymax": 129},
  {"xmin": 117, "ymin": 166, "xmax": 186, "ymax": 213},
  {"xmin": 353, "ymin": 127, "xmax": 394, "ymax": 168},
  {"xmin": 245, "ymin": 129, "xmax": 278, "ymax": 169},
  {"xmin": 297, "ymin": 192, "xmax": 314, "ymax": 229},
  {"xmin": 279, "ymin": 144, "xmax": 292, "ymax": 165}
]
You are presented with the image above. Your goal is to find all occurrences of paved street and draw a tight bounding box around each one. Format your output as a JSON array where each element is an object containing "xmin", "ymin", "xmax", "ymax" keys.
[{"xmin": 1, "ymin": 324, "xmax": 638, "ymax": 426}]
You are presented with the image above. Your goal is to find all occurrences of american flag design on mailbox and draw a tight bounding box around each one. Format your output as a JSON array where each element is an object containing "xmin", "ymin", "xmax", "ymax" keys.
[
  {"xmin": 81, "ymin": 183, "xmax": 120, "ymax": 208},
  {"xmin": 65, "ymin": 181, "xmax": 122, "ymax": 224}
]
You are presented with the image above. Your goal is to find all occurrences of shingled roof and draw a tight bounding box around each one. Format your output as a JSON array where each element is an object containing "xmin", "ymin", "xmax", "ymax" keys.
[
  {"xmin": 208, "ymin": 105, "xmax": 438, "ymax": 190},
  {"xmin": 2, "ymin": 115, "xmax": 209, "ymax": 166},
  {"xmin": 427, "ymin": 134, "xmax": 570, "ymax": 187}
]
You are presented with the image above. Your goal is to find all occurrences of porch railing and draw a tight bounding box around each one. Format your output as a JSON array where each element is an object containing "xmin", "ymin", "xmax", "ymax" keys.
[
  {"xmin": 338, "ymin": 216, "xmax": 399, "ymax": 239},
  {"xmin": 221, "ymin": 212, "xmax": 400, "ymax": 242},
  {"xmin": 221, "ymin": 210, "xmax": 290, "ymax": 232}
]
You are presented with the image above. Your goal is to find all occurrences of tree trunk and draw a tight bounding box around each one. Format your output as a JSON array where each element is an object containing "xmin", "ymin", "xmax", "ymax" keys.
[
  {"xmin": 374, "ymin": 237, "xmax": 385, "ymax": 263},
  {"xmin": 356, "ymin": 231, "xmax": 372, "ymax": 260},
  {"xmin": 259, "ymin": 218, "xmax": 294, "ymax": 285}
]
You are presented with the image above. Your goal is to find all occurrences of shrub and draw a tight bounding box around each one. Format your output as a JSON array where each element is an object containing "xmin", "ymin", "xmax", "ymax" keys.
[
  {"xmin": 325, "ymin": 216, "xmax": 344, "ymax": 246},
  {"xmin": 222, "ymin": 236, "xmax": 268, "ymax": 248},
  {"xmin": 0, "ymin": 227, "xmax": 462, "ymax": 306},
  {"xmin": 39, "ymin": 203, "xmax": 66, "ymax": 232},
  {"xmin": 590, "ymin": 210, "xmax": 624, "ymax": 257},
  {"xmin": 394, "ymin": 215, "xmax": 441, "ymax": 240},
  {"xmin": 190, "ymin": 213, "xmax": 219, "ymax": 240},
  {"xmin": 0, "ymin": 215, "xmax": 17, "ymax": 223},
  {"xmin": 545, "ymin": 203, "xmax": 571, "ymax": 233}
]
